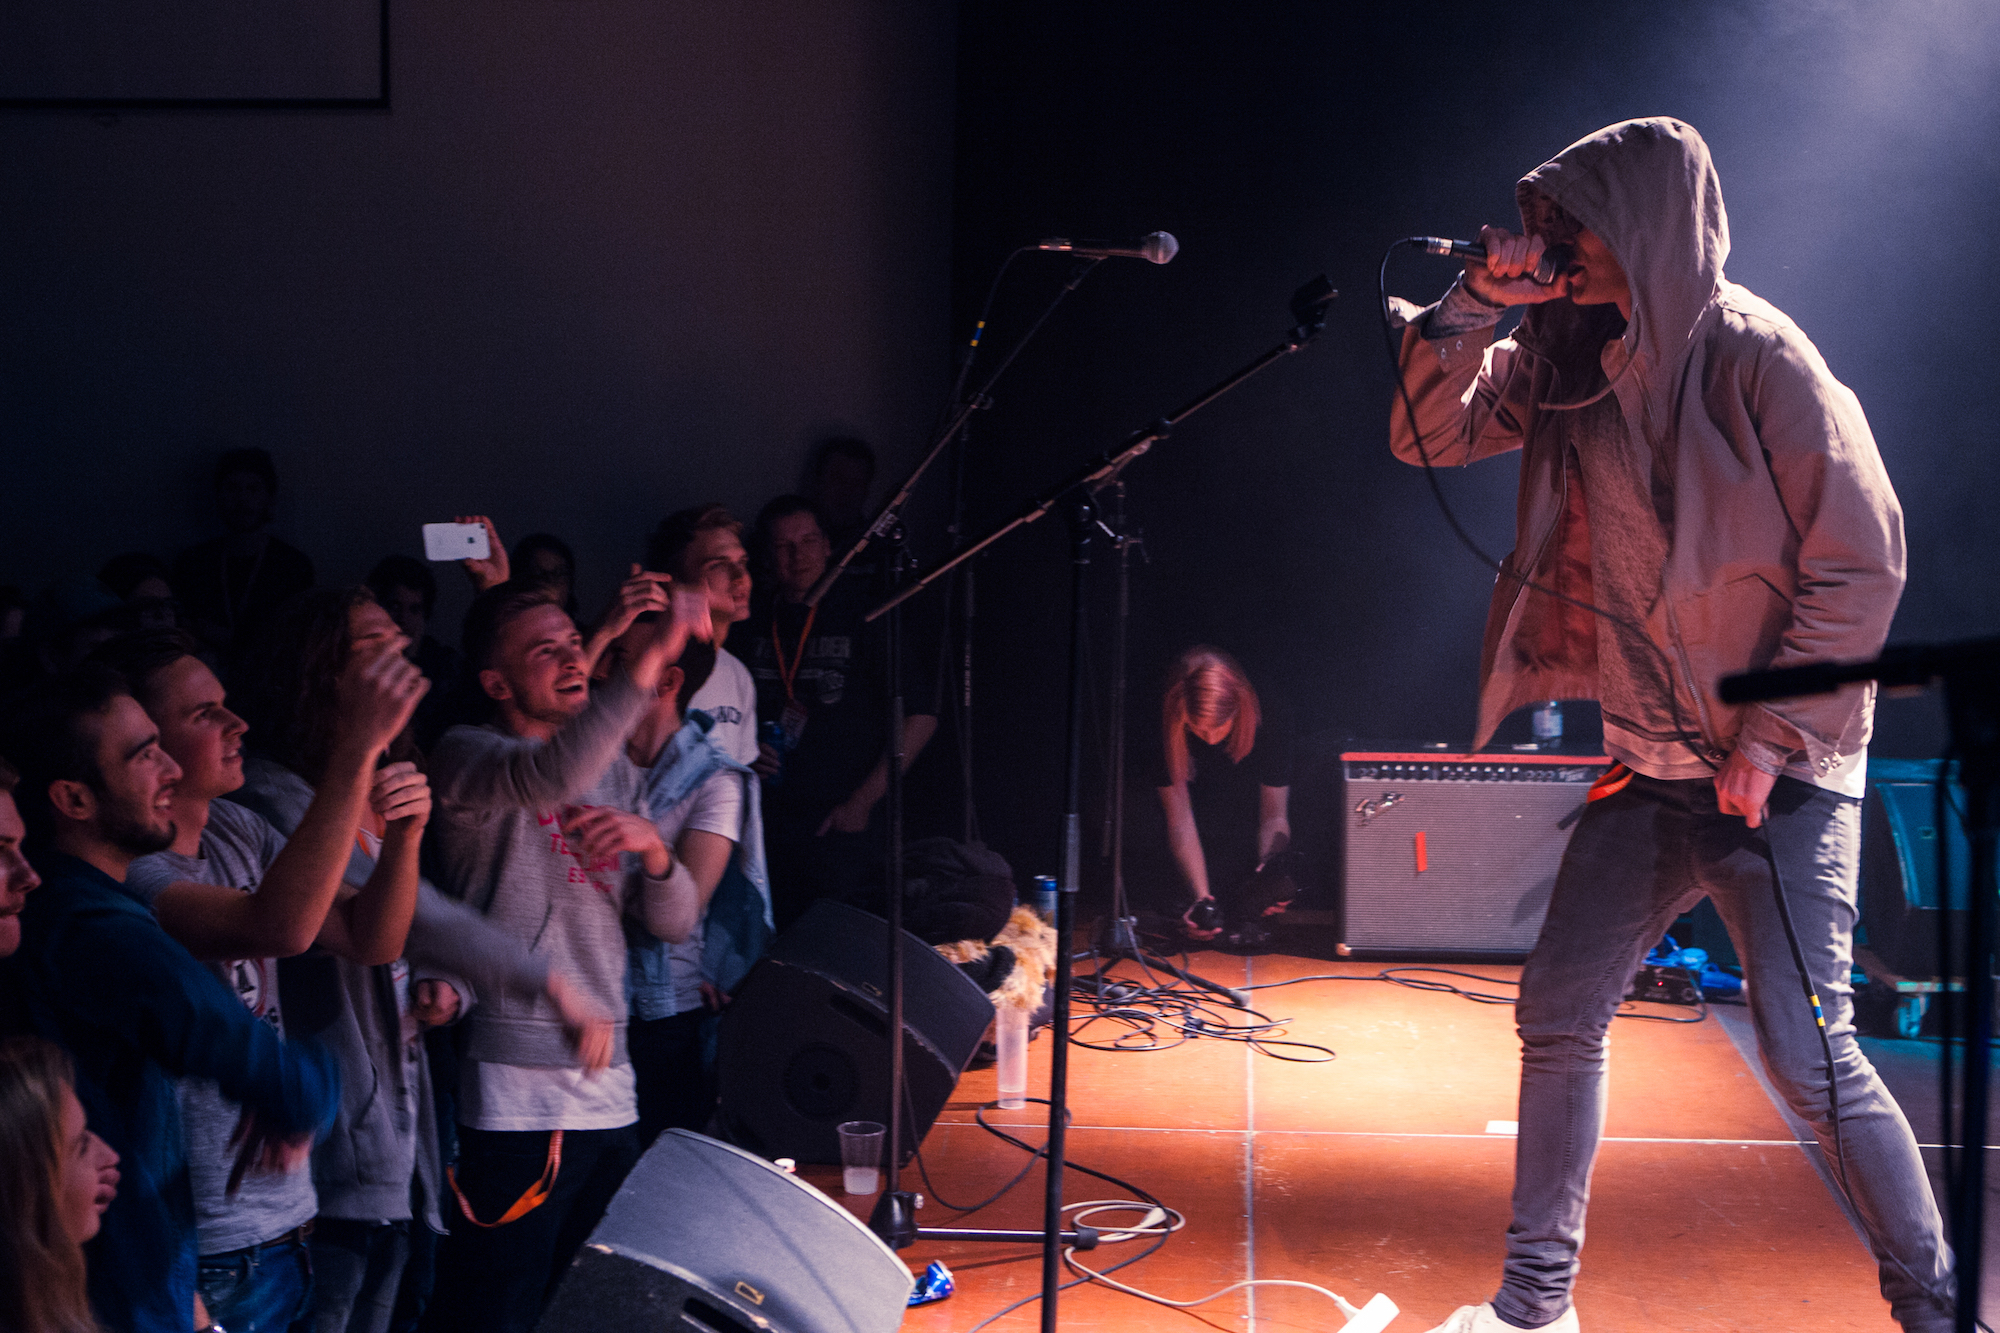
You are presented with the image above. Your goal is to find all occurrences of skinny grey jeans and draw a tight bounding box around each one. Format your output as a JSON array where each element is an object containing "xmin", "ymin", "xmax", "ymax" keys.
[{"xmin": 1495, "ymin": 773, "xmax": 1954, "ymax": 1332}]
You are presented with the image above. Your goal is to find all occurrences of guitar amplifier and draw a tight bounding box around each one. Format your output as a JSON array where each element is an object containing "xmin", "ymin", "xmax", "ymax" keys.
[{"xmin": 1340, "ymin": 751, "xmax": 1609, "ymax": 957}]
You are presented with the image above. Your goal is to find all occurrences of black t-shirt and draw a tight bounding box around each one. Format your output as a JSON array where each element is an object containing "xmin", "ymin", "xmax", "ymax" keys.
[
  {"xmin": 739, "ymin": 580, "xmax": 939, "ymax": 830},
  {"xmin": 172, "ymin": 534, "xmax": 315, "ymax": 655},
  {"xmin": 1148, "ymin": 699, "xmax": 1294, "ymax": 883}
]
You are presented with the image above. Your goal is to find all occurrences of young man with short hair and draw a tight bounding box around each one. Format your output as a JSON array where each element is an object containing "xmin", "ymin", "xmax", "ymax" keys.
[
  {"xmin": 740, "ymin": 496, "xmax": 939, "ymax": 928},
  {"xmin": 619, "ymin": 634, "xmax": 771, "ymax": 1144},
  {"xmin": 103, "ymin": 628, "xmax": 429, "ymax": 1333},
  {"xmin": 646, "ymin": 505, "xmax": 759, "ymax": 773},
  {"xmin": 426, "ymin": 573, "xmax": 709, "ymax": 1333},
  {"xmin": 0, "ymin": 666, "xmax": 339, "ymax": 1333}
]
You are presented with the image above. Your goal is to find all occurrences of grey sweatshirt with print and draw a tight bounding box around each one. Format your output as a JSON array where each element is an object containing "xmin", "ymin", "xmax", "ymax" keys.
[{"xmin": 429, "ymin": 675, "xmax": 662, "ymax": 1068}]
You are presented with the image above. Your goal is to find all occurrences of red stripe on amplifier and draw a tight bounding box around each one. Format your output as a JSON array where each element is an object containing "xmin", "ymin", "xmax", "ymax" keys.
[{"xmin": 1414, "ymin": 830, "xmax": 1428, "ymax": 873}]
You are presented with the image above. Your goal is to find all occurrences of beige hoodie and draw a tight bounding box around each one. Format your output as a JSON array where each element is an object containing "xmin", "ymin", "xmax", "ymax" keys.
[{"xmin": 1388, "ymin": 117, "xmax": 1903, "ymax": 795}]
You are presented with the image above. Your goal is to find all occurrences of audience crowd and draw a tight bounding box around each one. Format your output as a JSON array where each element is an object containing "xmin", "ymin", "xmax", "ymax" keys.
[{"xmin": 0, "ymin": 437, "xmax": 955, "ymax": 1333}]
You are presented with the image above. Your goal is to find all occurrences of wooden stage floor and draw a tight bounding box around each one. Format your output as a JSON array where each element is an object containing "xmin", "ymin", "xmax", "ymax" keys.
[{"xmin": 792, "ymin": 950, "xmax": 1973, "ymax": 1333}]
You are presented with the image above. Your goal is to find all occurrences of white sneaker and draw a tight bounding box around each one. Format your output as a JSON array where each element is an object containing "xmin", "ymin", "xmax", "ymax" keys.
[{"xmin": 1422, "ymin": 1303, "xmax": 1578, "ymax": 1333}]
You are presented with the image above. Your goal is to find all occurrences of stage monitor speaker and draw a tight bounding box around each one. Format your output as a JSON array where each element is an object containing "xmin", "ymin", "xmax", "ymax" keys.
[
  {"xmin": 1340, "ymin": 751, "xmax": 1609, "ymax": 957},
  {"xmin": 716, "ymin": 898, "xmax": 991, "ymax": 1165},
  {"xmin": 1859, "ymin": 757, "xmax": 1973, "ymax": 980},
  {"xmin": 536, "ymin": 1128, "xmax": 913, "ymax": 1333}
]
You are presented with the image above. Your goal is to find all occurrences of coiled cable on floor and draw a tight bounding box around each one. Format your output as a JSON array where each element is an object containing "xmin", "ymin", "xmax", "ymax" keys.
[
  {"xmin": 1238, "ymin": 965, "xmax": 1709, "ymax": 1024},
  {"xmin": 931, "ymin": 1100, "xmax": 1393, "ymax": 1332},
  {"xmin": 1070, "ymin": 949, "xmax": 1339, "ymax": 1060}
]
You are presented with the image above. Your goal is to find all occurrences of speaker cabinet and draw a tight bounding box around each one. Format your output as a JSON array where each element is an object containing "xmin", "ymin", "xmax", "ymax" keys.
[
  {"xmin": 1859, "ymin": 758, "xmax": 1973, "ymax": 980},
  {"xmin": 716, "ymin": 898, "xmax": 991, "ymax": 1165},
  {"xmin": 1340, "ymin": 751, "xmax": 1608, "ymax": 957},
  {"xmin": 536, "ymin": 1129, "xmax": 913, "ymax": 1333}
]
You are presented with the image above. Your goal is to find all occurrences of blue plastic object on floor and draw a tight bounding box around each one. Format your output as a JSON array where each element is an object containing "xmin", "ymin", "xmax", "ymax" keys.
[
  {"xmin": 1648, "ymin": 935, "xmax": 1742, "ymax": 997},
  {"xmin": 908, "ymin": 1260, "xmax": 955, "ymax": 1306}
]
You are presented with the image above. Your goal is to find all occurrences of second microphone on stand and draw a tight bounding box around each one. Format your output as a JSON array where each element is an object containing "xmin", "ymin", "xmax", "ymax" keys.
[{"xmin": 1036, "ymin": 231, "xmax": 1179, "ymax": 264}]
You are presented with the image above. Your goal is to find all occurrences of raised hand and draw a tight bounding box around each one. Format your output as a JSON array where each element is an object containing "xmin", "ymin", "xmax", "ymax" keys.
[
  {"xmin": 457, "ymin": 514, "xmax": 511, "ymax": 591},
  {"xmin": 1461, "ymin": 225, "xmax": 1574, "ymax": 307},
  {"xmin": 669, "ymin": 582, "xmax": 715, "ymax": 644},
  {"xmin": 370, "ymin": 761, "xmax": 432, "ymax": 831},
  {"xmin": 336, "ymin": 639, "xmax": 430, "ymax": 759},
  {"xmin": 621, "ymin": 576, "xmax": 714, "ymax": 693},
  {"xmin": 600, "ymin": 564, "xmax": 673, "ymax": 644}
]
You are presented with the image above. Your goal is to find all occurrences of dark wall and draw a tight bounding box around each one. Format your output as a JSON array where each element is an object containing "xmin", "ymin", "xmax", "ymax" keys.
[
  {"xmin": 0, "ymin": 1, "xmax": 957, "ymax": 632},
  {"xmin": 948, "ymin": 0, "xmax": 2000, "ymax": 897},
  {"xmin": 2, "ymin": 0, "xmax": 1992, "ymax": 907}
]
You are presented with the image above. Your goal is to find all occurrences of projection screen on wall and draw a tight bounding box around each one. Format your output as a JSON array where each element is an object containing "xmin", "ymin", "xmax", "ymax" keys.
[{"xmin": 0, "ymin": 1, "xmax": 385, "ymax": 105}]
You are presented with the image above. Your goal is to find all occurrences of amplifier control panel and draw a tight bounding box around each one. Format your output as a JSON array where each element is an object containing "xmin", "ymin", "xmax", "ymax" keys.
[
  {"xmin": 1343, "ymin": 759, "xmax": 1604, "ymax": 784},
  {"xmin": 1342, "ymin": 752, "xmax": 1608, "ymax": 785}
]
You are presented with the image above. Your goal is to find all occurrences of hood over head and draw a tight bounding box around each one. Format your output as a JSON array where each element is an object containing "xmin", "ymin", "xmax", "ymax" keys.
[{"xmin": 1512, "ymin": 117, "xmax": 1730, "ymax": 410}]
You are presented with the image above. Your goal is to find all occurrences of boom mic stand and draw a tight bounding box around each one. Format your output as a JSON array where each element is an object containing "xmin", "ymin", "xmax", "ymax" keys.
[
  {"xmin": 1721, "ymin": 636, "xmax": 2000, "ymax": 1333},
  {"xmin": 869, "ymin": 275, "xmax": 1337, "ymax": 1333},
  {"xmin": 796, "ymin": 253, "xmax": 1106, "ymax": 1255}
]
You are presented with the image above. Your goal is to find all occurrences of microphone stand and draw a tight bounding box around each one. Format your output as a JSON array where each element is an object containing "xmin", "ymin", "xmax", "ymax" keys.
[
  {"xmin": 802, "ymin": 257, "xmax": 1102, "ymax": 613},
  {"xmin": 795, "ymin": 253, "xmax": 1106, "ymax": 1254},
  {"xmin": 1721, "ymin": 636, "xmax": 2000, "ymax": 1333},
  {"xmin": 867, "ymin": 276, "xmax": 1337, "ymax": 1333},
  {"xmin": 1086, "ymin": 479, "xmax": 1250, "ymax": 1009}
]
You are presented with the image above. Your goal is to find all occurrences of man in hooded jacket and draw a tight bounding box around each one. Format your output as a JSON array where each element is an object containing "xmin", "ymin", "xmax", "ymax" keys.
[{"xmin": 1386, "ymin": 118, "xmax": 1951, "ymax": 1333}]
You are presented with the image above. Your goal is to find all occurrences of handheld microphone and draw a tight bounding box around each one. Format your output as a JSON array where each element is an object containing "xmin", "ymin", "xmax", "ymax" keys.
[
  {"xmin": 1415, "ymin": 236, "xmax": 1572, "ymax": 286},
  {"xmin": 1035, "ymin": 231, "xmax": 1179, "ymax": 264}
]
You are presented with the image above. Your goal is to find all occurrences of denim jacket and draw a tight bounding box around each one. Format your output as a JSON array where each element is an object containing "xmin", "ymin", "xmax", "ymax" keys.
[{"xmin": 627, "ymin": 710, "xmax": 772, "ymax": 1021}]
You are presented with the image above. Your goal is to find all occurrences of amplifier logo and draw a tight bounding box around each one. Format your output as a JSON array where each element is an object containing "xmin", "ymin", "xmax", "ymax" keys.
[{"xmin": 1353, "ymin": 791, "xmax": 1404, "ymax": 823}]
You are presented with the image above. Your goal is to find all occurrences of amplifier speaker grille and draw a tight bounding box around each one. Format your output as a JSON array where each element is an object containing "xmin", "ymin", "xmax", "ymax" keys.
[{"xmin": 1340, "ymin": 752, "xmax": 1608, "ymax": 957}]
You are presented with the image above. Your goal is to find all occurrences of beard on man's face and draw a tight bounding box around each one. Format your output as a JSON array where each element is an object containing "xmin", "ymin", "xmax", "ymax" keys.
[{"xmin": 101, "ymin": 802, "xmax": 176, "ymax": 857}]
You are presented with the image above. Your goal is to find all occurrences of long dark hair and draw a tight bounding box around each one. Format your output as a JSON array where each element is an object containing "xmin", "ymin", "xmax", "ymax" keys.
[
  {"xmin": 0, "ymin": 1037, "xmax": 100, "ymax": 1333},
  {"xmin": 233, "ymin": 587, "xmax": 421, "ymax": 785}
]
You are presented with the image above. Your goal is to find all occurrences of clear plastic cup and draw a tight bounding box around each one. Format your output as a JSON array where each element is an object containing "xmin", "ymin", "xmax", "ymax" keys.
[
  {"xmin": 837, "ymin": 1120, "xmax": 885, "ymax": 1195},
  {"xmin": 995, "ymin": 1006, "xmax": 1028, "ymax": 1108}
]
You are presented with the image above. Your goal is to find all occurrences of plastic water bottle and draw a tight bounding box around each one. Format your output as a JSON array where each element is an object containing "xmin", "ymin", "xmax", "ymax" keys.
[
  {"xmin": 1532, "ymin": 700, "xmax": 1563, "ymax": 745},
  {"xmin": 995, "ymin": 1006, "xmax": 1028, "ymax": 1108}
]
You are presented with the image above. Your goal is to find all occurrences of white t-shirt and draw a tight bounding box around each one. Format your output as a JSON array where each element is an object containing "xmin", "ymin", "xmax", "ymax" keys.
[
  {"xmin": 688, "ymin": 646, "xmax": 758, "ymax": 767},
  {"xmin": 640, "ymin": 762, "xmax": 743, "ymax": 1016},
  {"xmin": 460, "ymin": 1062, "xmax": 639, "ymax": 1132}
]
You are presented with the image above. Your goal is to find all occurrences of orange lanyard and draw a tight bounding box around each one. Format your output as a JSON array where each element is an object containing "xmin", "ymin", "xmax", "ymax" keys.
[
  {"xmin": 449, "ymin": 1130, "xmax": 563, "ymax": 1228},
  {"xmin": 771, "ymin": 604, "xmax": 818, "ymax": 703}
]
